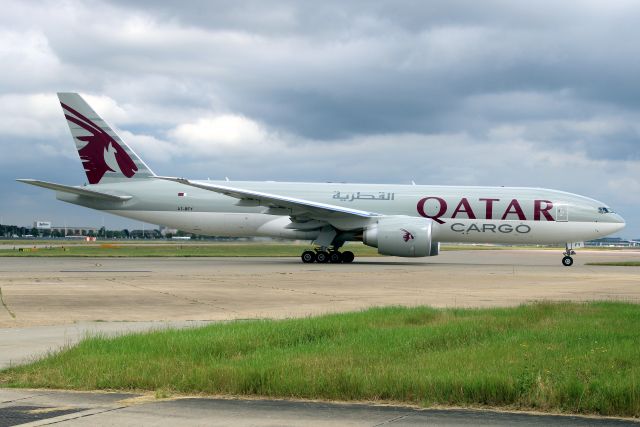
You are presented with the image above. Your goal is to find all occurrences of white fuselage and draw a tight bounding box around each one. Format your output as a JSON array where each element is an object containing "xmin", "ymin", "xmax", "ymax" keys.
[{"xmin": 57, "ymin": 179, "xmax": 626, "ymax": 245}]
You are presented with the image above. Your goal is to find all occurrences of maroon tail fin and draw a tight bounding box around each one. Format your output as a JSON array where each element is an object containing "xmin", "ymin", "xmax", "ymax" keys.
[{"xmin": 57, "ymin": 93, "xmax": 155, "ymax": 184}]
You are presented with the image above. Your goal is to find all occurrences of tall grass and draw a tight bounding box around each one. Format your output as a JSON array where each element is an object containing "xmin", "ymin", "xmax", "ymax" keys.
[{"xmin": 2, "ymin": 302, "xmax": 639, "ymax": 417}]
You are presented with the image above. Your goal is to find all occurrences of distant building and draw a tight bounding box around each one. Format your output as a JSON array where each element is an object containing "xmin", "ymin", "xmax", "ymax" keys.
[
  {"xmin": 159, "ymin": 225, "xmax": 178, "ymax": 236},
  {"xmin": 33, "ymin": 221, "xmax": 52, "ymax": 230},
  {"xmin": 586, "ymin": 237, "xmax": 639, "ymax": 247},
  {"xmin": 130, "ymin": 229, "xmax": 161, "ymax": 239},
  {"xmin": 50, "ymin": 226, "xmax": 99, "ymax": 236}
]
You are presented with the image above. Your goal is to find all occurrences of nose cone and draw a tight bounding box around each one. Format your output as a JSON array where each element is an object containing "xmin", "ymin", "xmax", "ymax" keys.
[
  {"xmin": 596, "ymin": 213, "xmax": 626, "ymax": 237},
  {"xmin": 611, "ymin": 213, "xmax": 626, "ymax": 232}
]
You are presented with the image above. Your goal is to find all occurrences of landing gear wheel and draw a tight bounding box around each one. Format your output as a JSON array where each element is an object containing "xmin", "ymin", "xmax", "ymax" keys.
[
  {"xmin": 301, "ymin": 250, "xmax": 316, "ymax": 263},
  {"xmin": 316, "ymin": 251, "xmax": 330, "ymax": 263},
  {"xmin": 562, "ymin": 243, "xmax": 576, "ymax": 267},
  {"xmin": 329, "ymin": 251, "xmax": 342, "ymax": 263},
  {"xmin": 341, "ymin": 251, "xmax": 355, "ymax": 263}
]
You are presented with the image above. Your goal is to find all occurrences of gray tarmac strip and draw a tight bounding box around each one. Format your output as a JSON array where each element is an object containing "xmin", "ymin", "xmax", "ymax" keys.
[
  {"xmin": 1, "ymin": 250, "xmax": 639, "ymax": 330},
  {"xmin": 0, "ymin": 389, "xmax": 637, "ymax": 426}
]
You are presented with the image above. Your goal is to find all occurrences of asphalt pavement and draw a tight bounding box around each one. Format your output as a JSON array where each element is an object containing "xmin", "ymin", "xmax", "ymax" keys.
[{"xmin": 0, "ymin": 389, "xmax": 637, "ymax": 426}]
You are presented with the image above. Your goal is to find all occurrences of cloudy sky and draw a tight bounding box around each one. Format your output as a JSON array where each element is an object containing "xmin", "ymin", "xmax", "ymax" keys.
[{"xmin": 1, "ymin": 0, "xmax": 638, "ymax": 237}]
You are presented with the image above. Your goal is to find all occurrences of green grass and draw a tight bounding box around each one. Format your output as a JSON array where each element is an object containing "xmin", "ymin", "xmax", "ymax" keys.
[
  {"xmin": 0, "ymin": 243, "xmax": 381, "ymax": 257},
  {"xmin": 586, "ymin": 262, "xmax": 640, "ymax": 267},
  {"xmin": 1, "ymin": 302, "xmax": 639, "ymax": 417}
]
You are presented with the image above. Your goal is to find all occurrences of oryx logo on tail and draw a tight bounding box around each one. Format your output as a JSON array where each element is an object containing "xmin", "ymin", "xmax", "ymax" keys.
[{"xmin": 61, "ymin": 102, "xmax": 137, "ymax": 184}]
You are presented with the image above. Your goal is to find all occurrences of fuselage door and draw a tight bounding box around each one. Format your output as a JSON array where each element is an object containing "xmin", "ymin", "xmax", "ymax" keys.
[{"xmin": 556, "ymin": 204, "xmax": 569, "ymax": 222}]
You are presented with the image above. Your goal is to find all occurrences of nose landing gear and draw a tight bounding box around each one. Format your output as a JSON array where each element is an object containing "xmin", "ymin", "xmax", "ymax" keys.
[{"xmin": 562, "ymin": 243, "xmax": 576, "ymax": 267}]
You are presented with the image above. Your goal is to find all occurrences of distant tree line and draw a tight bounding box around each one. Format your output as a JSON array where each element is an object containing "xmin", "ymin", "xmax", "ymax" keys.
[
  {"xmin": 0, "ymin": 224, "xmax": 138, "ymax": 239},
  {"xmin": 0, "ymin": 223, "xmax": 242, "ymax": 241},
  {"xmin": 0, "ymin": 224, "xmax": 32, "ymax": 237}
]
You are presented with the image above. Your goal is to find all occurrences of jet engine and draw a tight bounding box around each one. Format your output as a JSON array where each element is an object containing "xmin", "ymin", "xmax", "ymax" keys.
[{"xmin": 363, "ymin": 216, "xmax": 439, "ymax": 257}]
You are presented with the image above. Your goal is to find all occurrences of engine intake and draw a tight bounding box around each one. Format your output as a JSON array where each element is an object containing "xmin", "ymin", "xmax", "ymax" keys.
[{"xmin": 363, "ymin": 216, "xmax": 439, "ymax": 257}]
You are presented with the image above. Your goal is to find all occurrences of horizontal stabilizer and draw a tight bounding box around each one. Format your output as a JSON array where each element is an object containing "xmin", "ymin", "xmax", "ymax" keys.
[{"xmin": 17, "ymin": 179, "xmax": 132, "ymax": 201}]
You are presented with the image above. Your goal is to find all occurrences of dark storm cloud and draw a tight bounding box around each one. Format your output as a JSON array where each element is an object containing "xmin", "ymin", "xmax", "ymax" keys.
[
  {"xmin": 5, "ymin": 0, "xmax": 638, "ymax": 142},
  {"xmin": 102, "ymin": 0, "xmax": 640, "ymax": 137}
]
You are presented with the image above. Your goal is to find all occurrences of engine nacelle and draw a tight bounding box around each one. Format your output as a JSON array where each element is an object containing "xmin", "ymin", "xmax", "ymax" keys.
[{"xmin": 363, "ymin": 216, "xmax": 439, "ymax": 257}]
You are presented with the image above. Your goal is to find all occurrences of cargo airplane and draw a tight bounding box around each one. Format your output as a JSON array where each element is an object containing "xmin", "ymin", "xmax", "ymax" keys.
[{"xmin": 18, "ymin": 93, "xmax": 626, "ymax": 266}]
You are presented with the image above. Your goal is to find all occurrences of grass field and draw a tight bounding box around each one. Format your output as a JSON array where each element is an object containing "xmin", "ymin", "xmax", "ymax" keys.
[
  {"xmin": 0, "ymin": 243, "xmax": 380, "ymax": 257},
  {"xmin": 586, "ymin": 261, "xmax": 640, "ymax": 267},
  {"xmin": 2, "ymin": 302, "xmax": 639, "ymax": 417}
]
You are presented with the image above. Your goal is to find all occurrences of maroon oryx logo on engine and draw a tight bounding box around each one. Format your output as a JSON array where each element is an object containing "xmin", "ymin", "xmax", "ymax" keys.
[
  {"xmin": 401, "ymin": 228, "xmax": 414, "ymax": 242},
  {"xmin": 61, "ymin": 102, "xmax": 137, "ymax": 184}
]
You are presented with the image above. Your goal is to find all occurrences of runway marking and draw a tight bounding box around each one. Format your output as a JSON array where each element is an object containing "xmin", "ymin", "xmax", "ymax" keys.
[{"xmin": 0, "ymin": 287, "xmax": 16, "ymax": 319}]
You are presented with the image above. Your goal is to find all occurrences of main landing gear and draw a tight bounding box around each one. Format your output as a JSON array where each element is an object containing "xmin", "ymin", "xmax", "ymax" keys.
[
  {"xmin": 562, "ymin": 243, "xmax": 576, "ymax": 267},
  {"xmin": 301, "ymin": 248, "xmax": 355, "ymax": 264}
]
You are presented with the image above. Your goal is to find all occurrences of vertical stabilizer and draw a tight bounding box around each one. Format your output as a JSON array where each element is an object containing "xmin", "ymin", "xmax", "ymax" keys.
[{"xmin": 57, "ymin": 92, "xmax": 155, "ymax": 184}]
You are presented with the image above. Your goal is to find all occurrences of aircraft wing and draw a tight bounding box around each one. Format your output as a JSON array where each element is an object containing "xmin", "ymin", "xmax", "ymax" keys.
[
  {"xmin": 157, "ymin": 177, "xmax": 382, "ymax": 222},
  {"xmin": 17, "ymin": 179, "xmax": 132, "ymax": 201}
]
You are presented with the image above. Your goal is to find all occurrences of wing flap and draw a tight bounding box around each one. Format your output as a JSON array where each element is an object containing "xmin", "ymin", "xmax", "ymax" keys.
[{"xmin": 17, "ymin": 179, "xmax": 132, "ymax": 201}]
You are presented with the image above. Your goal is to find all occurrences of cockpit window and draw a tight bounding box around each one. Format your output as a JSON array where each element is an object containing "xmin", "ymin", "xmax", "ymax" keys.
[{"xmin": 598, "ymin": 207, "xmax": 615, "ymax": 214}]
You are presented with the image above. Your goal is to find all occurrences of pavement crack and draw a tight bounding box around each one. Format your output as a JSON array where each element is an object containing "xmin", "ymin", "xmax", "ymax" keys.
[
  {"xmin": 372, "ymin": 413, "xmax": 411, "ymax": 426},
  {"xmin": 244, "ymin": 280, "xmax": 339, "ymax": 298},
  {"xmin": 1, "ymin": 391, "xmax": 54, "ymax": 404},
  {"xmin": 0, "ymin": 286, "xmax": 16, "ymax": 319},
  {"xmin": 109, "ymin": 279, "xmax": 238, "ymax": 314},
  {"xmin": 34, "ymin": 405, "xmax": 128, "ymax": 425}
]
